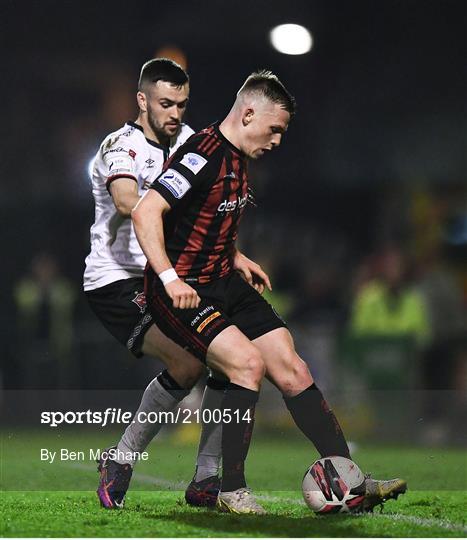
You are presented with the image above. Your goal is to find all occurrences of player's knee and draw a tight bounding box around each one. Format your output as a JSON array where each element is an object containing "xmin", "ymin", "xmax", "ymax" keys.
[
  {"xmin": 277, "ymin": 354, "xmax": 313, "ymax": 395},
  {"xmin": 168, "ymin": 362, "xmax": 204, "ymax": 390},
  {"xmin": 292, "ymin": 357, "xmax": 313, "ymax": 384},
  {"xmin": 246, "ymin": 350, "xmax": 266, "ymax": 382},
  {"xmin": 237, "ymin": 347, "xmax": 265, "ymax": 385}
]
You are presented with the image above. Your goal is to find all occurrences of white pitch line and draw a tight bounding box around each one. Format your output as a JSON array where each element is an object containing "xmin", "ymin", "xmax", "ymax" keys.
[
  {"xmin": 256, "ymin": 493, "xmax": 467, "ymax": 533},
  {"xmin": 68, "ymin": 463, "xmax": 466, "ymax": 533},
  {"xmin": 365, "ymin": 512, "xmax": 467, "ymax": 534},
  {"xmin": 68, "ymin": 462, "xmax": 187, "ymax": 489}
]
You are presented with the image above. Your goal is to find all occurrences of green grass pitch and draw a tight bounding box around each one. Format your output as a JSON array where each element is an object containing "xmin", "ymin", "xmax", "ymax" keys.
[{"xmin": 1, "ymin": 429, "xmax": 466, "ymax": 537}]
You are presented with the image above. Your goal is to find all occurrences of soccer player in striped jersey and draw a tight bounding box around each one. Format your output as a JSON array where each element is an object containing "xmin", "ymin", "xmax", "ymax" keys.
[{"xmin": 133, "ymin": 70, "xmax": 407, "ymax": 514}]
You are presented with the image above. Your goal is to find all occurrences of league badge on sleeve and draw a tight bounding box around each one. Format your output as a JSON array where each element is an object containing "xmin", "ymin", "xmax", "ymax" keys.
[
  {"xmin": 107, "ymin": 156, "xmax": 134, "ymax": 175},
  {"xmin": 158, "ymin": 169, "xmax": 192, "ymax": 199},
  {"xmin": 180, "ymin": 152, "xmax": 208, "ymax": 174}
]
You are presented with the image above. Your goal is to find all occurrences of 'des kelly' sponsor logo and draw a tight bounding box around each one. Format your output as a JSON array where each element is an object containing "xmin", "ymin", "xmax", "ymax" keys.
[
  {"xmin": 190, "ymin": 305, "xmax": 223, "ymax": 334},
  {"xmin": 190, "ymin": 305, "xmax": 214, "ymax": 327},
  {"xmin": 217, "ymin": 194, "xmax": 248, "ymax": 213}
]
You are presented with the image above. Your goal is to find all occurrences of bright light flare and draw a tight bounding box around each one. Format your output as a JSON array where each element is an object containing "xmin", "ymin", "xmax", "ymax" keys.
[
  {"xmin": 87, "ymin": 157, "xmax": 95, "ymax": 180},
  {"xmin": 269, "ymin": 23, "xmax": 313, "ymax": 55}
]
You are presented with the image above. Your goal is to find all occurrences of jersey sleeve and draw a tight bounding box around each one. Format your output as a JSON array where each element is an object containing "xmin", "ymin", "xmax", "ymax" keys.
[
  {"xmin": 101, "ymin": 134, "xmax": 139, "ymax": 191},
  {"xmin": 150, "ymin": 143, "xmax": 211, "ymax": 208}
]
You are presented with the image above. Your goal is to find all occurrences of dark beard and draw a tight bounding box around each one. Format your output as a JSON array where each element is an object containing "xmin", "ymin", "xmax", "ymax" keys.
[
  {"xmin": 147, "ymin": 110, "xmax": 179, "ymax": 146},
  {"xmin": 147, "ymin": 116, "xmax": 168, "ymax": 145}
]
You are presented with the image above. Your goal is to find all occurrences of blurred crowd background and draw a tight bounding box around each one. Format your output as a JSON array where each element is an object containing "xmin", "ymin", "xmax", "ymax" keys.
[{"xmin": 1, "ymin": 0, "xmax": 465, "ymax": 446}]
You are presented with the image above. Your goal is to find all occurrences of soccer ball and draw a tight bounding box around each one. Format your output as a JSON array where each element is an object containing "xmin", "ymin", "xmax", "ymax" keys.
[{"xmin": 302, "ymin": 456, "xmax": 366, "ymax": 514}]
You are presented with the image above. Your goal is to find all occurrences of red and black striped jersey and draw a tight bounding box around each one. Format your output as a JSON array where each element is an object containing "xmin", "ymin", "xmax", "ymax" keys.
[{"xmin": 150, "ymin": 122, "xmax": 249, "ymax": 284}]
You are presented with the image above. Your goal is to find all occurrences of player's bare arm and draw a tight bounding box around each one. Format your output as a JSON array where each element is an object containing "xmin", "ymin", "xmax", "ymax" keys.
[
  {"xmin": 233, "ymin": 249, "xmax": 272, "ymax": 294},
  {"xmin": 132, "ymin": 190, "xmax": 201, "ymax": 309},
  {"xmin": 109, "ymin": 178, "xmax": 141, "ymax": 217}
]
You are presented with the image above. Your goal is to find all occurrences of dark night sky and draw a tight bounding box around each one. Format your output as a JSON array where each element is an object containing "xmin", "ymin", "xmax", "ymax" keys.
[
  {"xmin": 0, "ymin": 0, "xmax": 465, "ymax": 278},
  {"xmin": 2, "ymin": 0, "xmax": 465, "ymax": 199}
]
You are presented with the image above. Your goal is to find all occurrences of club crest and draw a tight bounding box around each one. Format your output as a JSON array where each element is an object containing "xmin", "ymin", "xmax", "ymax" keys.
[{"xmin": 132, "ymin": 291, "xmax": 147, "ymax": 313}]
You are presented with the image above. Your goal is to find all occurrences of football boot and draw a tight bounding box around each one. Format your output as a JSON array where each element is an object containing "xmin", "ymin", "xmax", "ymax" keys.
[
  {"xmin": 362, "ymin": 473, "xmax": 407, "ymax": 512},
  {"xmin": 217, "ymin": 487, "xmax": 266, "ymax": 515},
  {"xmin": 185, "ymin": 475, "xmax": 220, "ymax": 507},
  {"xmin": 96, "ymin": 446, "xmax": 133, "ymax": 509}
]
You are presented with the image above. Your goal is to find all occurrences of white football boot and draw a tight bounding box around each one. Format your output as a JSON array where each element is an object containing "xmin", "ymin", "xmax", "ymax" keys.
[
  {"xmin": 363, "ymin": 474, "xmax": 407, "ymax": 512},
  {"xmin": 217, "ymin": 488, "xmax": 266, "ymax": 515}
]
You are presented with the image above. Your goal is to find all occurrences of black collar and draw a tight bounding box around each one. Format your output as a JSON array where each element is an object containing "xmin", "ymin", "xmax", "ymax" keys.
[
  {"xmin": 126, "ymin": 121, "xmax": 169, "ymax": 152},
  {"xmin": 212, "ymin": 121, "xmax": 245, "ymax": 157}
]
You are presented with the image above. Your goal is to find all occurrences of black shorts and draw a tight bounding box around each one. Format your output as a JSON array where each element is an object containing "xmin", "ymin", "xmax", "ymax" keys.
[
  {"xmin": 85, "ymin": 278, "xmax": 153, "ymax": 358},
  {"xmin": 146, "ymin": 271, "xmax": 287, "ymax": 362}
]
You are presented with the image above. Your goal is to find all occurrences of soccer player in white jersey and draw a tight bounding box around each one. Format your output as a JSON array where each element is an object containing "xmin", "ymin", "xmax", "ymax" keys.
[
  {"xmin": 84, "ymin": 58, "xmax": 205, "ymax": 508},
  {"xmin": 84, "ymin": 58, "xmax": 270, "ymax": 509}
]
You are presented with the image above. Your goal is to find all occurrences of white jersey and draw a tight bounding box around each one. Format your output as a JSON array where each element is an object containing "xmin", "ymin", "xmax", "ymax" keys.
[{"xmin": 83, "ymin": 122, "xmax": 194, "ymax": 291}]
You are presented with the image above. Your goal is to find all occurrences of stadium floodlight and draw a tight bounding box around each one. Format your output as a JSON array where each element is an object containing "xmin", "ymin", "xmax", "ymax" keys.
[{"xmin": 269, "ymin": 23, "xmax": 313, "ymax": 55}]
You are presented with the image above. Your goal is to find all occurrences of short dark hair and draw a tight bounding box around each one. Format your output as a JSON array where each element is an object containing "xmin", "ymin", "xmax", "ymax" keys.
[
  {"xmin": 238, "ymin": 70, "xmax": 296, "ymax": 115},
  {"xmin": 138, "ymin": 58, "xmax": 189, "ymax": 91}
]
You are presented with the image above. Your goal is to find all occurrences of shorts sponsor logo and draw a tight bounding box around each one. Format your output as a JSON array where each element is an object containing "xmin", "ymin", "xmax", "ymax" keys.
[
  {"xmin": 180, "ymin": 152, "xmax": 207, "ymax": 174},
  {"xmin": 145, "ymin": 158, "xmax": 155, "ymax": 168},
  {"xmin": 190, "ymin": 305, "xmax": 214, "ymax": 327},
  {"xmin": 203, "ymin": 317, "xmax": 224, "ymax": 337},
  {"xmin": 131, "ymin": 291, "xmax": 147, "ymax": 313},
  {"xmin": 196, "ymin": 311, "xmax": 221, "ymax": 333},
  {"xmin": 158, "ymin": 169, "xmax": 191, "ymax": 199},
  {"xmin": 217, "ymin": 194, "xmax": 248, "ymax": 213}
]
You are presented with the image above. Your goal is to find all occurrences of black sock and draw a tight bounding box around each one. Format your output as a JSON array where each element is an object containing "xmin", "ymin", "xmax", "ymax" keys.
[
  {"xmin": 220, "ymin": 382, "xmax": 258, "ymax": 492},
  {"xmin": 284, "ymin": 383, "xmax": 351, "ymax": 459},
  {"xmin": 156, "ymin": 370, "xmax": 190, "ymax": 401},
  {"xmin": 206, "ymin": 375, "xmax": 230, "ymax": 391}
]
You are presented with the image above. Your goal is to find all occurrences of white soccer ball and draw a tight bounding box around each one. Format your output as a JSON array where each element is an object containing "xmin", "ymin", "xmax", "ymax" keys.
[{"xmin": 302, "ymin": 456, "xmax": 366, "ymax": 514}]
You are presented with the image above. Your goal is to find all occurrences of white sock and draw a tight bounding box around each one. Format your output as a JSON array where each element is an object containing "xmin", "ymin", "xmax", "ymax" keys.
[
  {"xmin": 194, "ymin": 377, "xmax": 226, "ymax": 482},
  {"xmin": 115, "ymin": 375, "xmax": 184, "ymax": 466}
]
